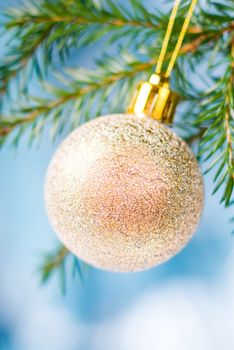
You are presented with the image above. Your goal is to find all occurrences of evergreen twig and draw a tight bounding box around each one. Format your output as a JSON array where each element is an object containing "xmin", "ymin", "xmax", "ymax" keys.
[{"xmin": 39, "ymin": 244, "xmax": 84, "ymax": 292}]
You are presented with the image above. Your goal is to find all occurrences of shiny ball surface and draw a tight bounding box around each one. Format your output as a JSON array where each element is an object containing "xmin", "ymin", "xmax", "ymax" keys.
[{"xmin": 45, "ymin": 114, "xmax": 203, "ymax": 272}]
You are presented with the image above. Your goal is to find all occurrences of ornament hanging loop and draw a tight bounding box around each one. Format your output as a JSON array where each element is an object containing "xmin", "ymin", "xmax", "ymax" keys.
[
  {"xmin": 128, "ymin": 0, "xmax": 197, "ymax": 123},
  {"xmin": 128, "ymin": 74, "xmax": 179, "ymax": 124}
]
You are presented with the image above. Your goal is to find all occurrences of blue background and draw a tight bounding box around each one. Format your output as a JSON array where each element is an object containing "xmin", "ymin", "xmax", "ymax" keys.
[{"xmin": 0, "ymin": 1, "xmax": 233, "ymax": 349}]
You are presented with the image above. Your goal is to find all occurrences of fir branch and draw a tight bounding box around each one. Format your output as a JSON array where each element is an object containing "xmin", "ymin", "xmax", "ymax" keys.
[
  {"xmin": 1, "ymin": 20, "xmax": 234, "ymax": 144},
  {"xmin": 184, "ymin": 128, "xmax": 207, "ymax": 145},
  {"xmin": 196, "ymin": 56, "xmax": 234, "ymax": 207},
  {"xmin": 0, "ymin": 55, "xmax": 154, "ymax": 146},
  {"xmin": 39, "ymin": 244, "xmax": 84, "ymax": 292},
  {"xmin": 0, "ymin": 0, "xmax": 162, "ymax": 95},
  {"xmin": 1, "ymin": 0, "xmax": 233, "ymax": 101},
  {"xmin": 0, "ymin": 23, "xmax": 54, "ymax": 95},
  {"xmin": 5, "ymin": 4, "xmax": 158, "ymax": 29},
  {"xmin": 40, "ymin": 245, "xmax": 68, "ymax": 283},
  {"xmin": 179, "ymin": 22, "xmax": 234, "ymax": 55}
]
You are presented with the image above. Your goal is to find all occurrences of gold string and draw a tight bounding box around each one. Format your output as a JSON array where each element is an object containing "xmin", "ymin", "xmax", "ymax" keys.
[
  {"xmin": 155, "ymin": 0, "xmax": 181, "ymax": 75},
  {"xmin": 155, "ymin": 0, "xmax": 198, "ymax": 78}
]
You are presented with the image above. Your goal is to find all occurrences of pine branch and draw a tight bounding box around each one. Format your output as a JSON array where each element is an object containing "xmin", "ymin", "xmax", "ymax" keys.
[
  {"xmin": 1, "ymin": 21, "xmax": 234, "ymax": 144},
  {"xmin": 39, "ymin": 244, "xmax": 84, "ymax": 293},
  {"xmin": 0, "ymin": 0, "xmax": 162, "ymax": 95},
  {"xmin": 184, "ymin": 128, "xmax": 207, "ymax": 145},
  {"xmin": 6, "ymin": 6, "xmax": 158, "ymax": 29},
  {"xmin": 0, "ymin": 23, "xmax": 54, "ymax": 95},
  {"xmin": 1, "ymin": 0, "xmax": 233, "ymax": 101},
  {"xmin": 40, "ymin": 245, "xmax": 68, "ymax": 283},
  {"xmin": 196, "ymin": 54, "xmax": 234, "ymax": 207},
  {"xmin": 0, "ymin": 56, "xmax": 154, "ymax": 147},
  {"xmin": 179, "ymin": 22, "xmax": 234, "ymax": 54}
]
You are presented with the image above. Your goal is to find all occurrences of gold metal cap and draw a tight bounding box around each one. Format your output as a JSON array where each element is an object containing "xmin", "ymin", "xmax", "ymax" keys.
[{"xmin": 128, "ymin": 74, "xmax": 179, "ymax": 124}]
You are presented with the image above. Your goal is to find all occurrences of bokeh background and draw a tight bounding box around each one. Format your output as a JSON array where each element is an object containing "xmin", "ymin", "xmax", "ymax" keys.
[{"xmin": 0, "ymin": 1, "xmax": 233, "ymax": 350}]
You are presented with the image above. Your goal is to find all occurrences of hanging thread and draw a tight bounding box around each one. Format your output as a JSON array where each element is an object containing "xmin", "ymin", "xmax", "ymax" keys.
[{"xmin": 155, "ymin": 0, "xmax": 198, "ymax": 78}]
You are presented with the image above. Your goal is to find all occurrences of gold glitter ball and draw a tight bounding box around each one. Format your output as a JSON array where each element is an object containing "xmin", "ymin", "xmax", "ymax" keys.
[{"xmin": 45, "ymin": 114, "xmax": 204, "ymax": 272}]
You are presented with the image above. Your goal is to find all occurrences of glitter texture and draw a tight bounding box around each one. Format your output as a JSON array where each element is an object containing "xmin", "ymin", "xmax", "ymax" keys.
[{"xmin": 45, "ymin": 114, "xmax": 204, "ymax": 272}]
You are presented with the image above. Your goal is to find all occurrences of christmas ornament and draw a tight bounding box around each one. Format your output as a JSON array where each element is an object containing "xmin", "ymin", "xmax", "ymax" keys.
[
  {"xmin": 45, "ymin": 0, "xmax": 203, "ymax": 272},
  {"xmin": 45, "ymin": 112, "xmax": 203, "ymax": 271}
]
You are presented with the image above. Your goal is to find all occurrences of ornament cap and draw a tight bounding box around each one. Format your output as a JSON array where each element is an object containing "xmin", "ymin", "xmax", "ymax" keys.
[{"xmin": 128, "ymin": 74, "xmax": 179, "ymax": 124}]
